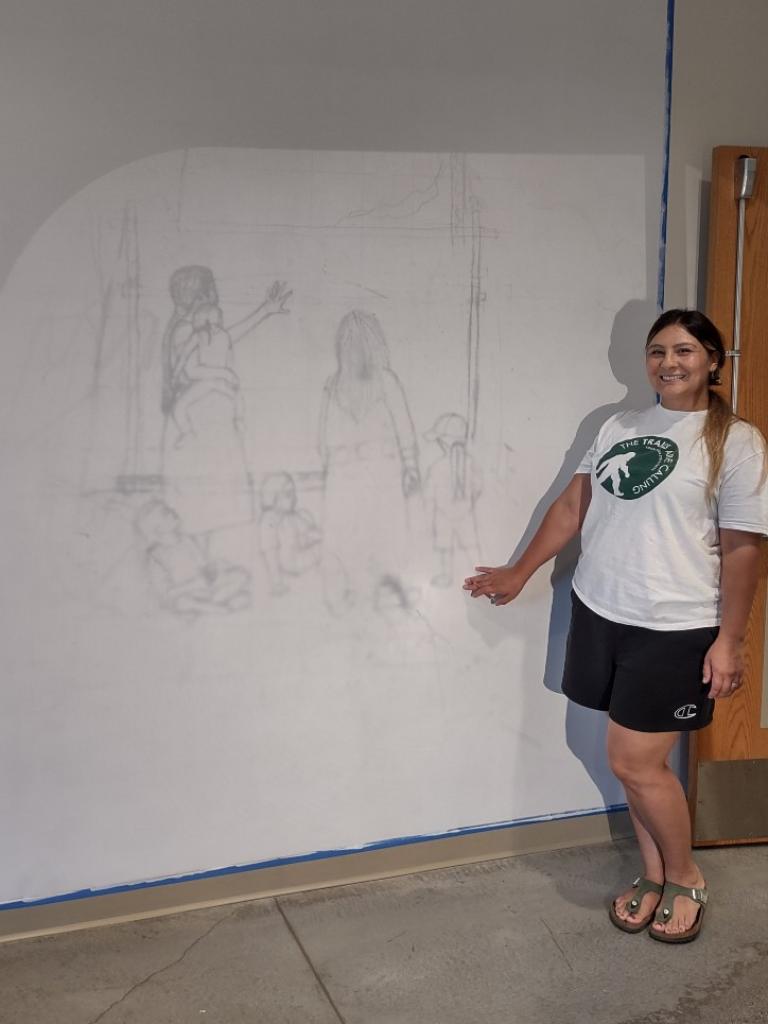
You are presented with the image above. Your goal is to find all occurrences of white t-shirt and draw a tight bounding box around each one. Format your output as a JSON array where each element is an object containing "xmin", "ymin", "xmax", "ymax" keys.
[{"xmin": 572, "ymin": 404, "xmax": 768, "ymax": 630}]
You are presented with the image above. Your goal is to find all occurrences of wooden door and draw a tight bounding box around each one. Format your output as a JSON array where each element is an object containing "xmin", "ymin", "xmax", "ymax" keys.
[{"xmin": 689, "ymin": 145, "xmax": 768, "ymax": 846}]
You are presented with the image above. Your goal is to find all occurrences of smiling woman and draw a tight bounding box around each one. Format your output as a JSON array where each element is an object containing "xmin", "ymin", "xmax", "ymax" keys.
[
  {"xmin": 645, "ymin": 326, "xmax": 717, "ymax": 408},
  {"xmin": 465, "ymin": 307, "xmax": 768, "ymax": 943}
]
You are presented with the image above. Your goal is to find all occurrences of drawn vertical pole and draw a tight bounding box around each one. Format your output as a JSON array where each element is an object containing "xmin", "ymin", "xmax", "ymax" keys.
[
  {"xmin": 450, "ymin": 153, "xmax": 467, "ymax": 247},
  {"xmin": 466, "ymin": 198, "xmax": 482, "ymax": 441},
  {"xmin": 119, "ymin": 201, "xmax": 143, "ymax": 485}
]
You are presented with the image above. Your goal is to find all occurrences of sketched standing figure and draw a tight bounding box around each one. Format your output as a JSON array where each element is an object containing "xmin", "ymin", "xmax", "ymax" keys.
[
  {"xmin": 319, "ymin": 310, "xmax": 420, "ymax": 611},
  {"xmin": 169, "ymin": 302, "xmax": 244, "ymax": 447},
  {"xmin": 162, "ymin": 268, "xmax": 291, "ymax": 442},
  {"xmin": 161, "ymin": 267, "xmax": 291, "ymax": 538},
  {"xmin": 423, "ymin": 413, "xmax": 482, "ymax": 587}
]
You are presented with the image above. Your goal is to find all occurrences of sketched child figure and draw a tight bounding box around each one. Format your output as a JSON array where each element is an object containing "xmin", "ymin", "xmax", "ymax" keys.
[
  {"xmin": 423, "ymin": 413, "xmax": 482, "ymax": 587},
  {"xmin": 170, "ymin": 302, "xmax": 244, "ymax": 447},
  {"xmin": 135, "ymin": 499, "xmax": 251, "ymax": 616},
  {"xmin": 258, "ymin": 473, "xmax": 322, "ymax": 596}
]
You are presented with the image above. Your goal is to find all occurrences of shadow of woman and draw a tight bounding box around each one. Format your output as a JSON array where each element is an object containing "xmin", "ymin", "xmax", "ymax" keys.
[{"xmin": 514, "ymin": 300, "xmax": 658, "ymax": 862}]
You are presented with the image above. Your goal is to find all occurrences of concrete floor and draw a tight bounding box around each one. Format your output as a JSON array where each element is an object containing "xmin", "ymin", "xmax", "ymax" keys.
[{"xmin": 1, "ymin": 838, "xmax": 767, "ymax": 1024}]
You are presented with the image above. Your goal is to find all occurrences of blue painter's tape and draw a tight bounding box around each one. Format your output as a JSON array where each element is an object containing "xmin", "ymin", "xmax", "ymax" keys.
[
  {"xmin": 657, "ymin": 0, "xmax": 676, "ymax": 310},
  {"xmin": 0, "ymin": 803, "xmax": 628, "ymax": 912}
]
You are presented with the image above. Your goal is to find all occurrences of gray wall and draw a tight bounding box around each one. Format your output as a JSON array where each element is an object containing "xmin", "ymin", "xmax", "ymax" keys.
[
  {"xmin": 1, "ymin": 0, "xmax": 665, "ymax": 291},
  {"xmin": 7, "ymin": 0, "xmax": 768, "ymax": 310},
  {"xmin": 0, "ymin": 0, "xmax": 674, "ymax": 904},
  {"xmin": 665, "ymin": 0, "xmax": 768, "ymax": 307}
]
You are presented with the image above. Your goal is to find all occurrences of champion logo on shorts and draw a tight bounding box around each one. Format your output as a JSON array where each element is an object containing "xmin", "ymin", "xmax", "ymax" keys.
[
  {"xmin": 674, "ymin": 704, "xmax": 698, "ymax": 720},
  {"xmin": 595, "ymin": 436, "xmax": 679, "ymax": 500}
]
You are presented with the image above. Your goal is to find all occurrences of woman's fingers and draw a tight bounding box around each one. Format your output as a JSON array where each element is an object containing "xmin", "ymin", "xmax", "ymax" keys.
[
  {"xmin": 463, "ymin": 568, "xmax": 494, "ymax": 588},
  {"xmin": 469, "ymin": 580, "xmax": 497, "ymax": 598},
  {"xmin": 702, "ymin": 652, "xmax": 712, "ymax": 684},
  {"xmin": 710, "ymin": 669, "xmax": 741, "ymax": 699}
]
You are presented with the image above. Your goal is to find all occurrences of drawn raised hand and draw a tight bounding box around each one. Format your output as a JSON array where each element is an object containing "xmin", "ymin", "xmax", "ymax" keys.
[{"xmin": 261, "ymin": 280, "xmax": 293, "ymax": 317}]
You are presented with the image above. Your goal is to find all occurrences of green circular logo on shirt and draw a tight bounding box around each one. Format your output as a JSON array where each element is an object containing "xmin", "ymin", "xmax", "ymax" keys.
[{"xmin": 595, "ymin": 435, "xmax": 679, "ymax": 500}]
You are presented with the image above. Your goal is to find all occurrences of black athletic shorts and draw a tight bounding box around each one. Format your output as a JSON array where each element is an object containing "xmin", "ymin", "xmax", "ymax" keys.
[{"xmin": 561, "ymin": 591, "xmax": 717, "ymax": 733}]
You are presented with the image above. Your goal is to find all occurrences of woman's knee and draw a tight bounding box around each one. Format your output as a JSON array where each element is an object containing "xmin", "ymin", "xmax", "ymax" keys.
[
  {"xmin": 607, "ymin": 729, "xmax": 669, "ymax": 787},
  {"xmin": 609, "ymin": 751, "xmax": 660, "ymax": 788}
]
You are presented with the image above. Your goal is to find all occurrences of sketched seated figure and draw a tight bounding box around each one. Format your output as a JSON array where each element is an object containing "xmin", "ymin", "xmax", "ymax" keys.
[
  {"xmin": 135, "ymin": 499, "xmax": 251, "ymax": 616},
  {"xmin": 319, "ymin": 310, "xmax": 420, "ymax": 613},
  {"xmin": 258, "ymin": 472, "xmax": 322, "ymax": 595},
  {"xmin": 423, "ymin": 412, "xmax": 483, "ymax": 587}
]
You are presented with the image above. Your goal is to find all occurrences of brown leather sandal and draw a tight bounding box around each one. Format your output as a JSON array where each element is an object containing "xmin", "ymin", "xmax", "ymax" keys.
[
  {"xmin": 608, "ymin": 876, "xmax": 663, "ymax": 933},
  {"xmin": 648, "ymin": 881, "xmax": 708, "ymax": 943}
]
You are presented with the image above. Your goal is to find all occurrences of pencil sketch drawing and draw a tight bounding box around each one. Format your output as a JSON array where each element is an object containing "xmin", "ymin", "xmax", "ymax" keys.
[
  {"xmin": 135, "ymin": 499, "xmax": 252, "ymax": 617},
  {"xmin": 423, "ymin": 413, "xmax": 482, "ymax": 587},
  {"xmin": 160, "ymin": 267, "xmax": 291, "ymax": 538},
  {"xmin": 341, "ymin": 163, "xmax": 443, "ymax": 224},
  {"xmin": 258, "ymin": 472, "xmax": 323, "ymax": 596},
  {"xmin": 318, "ymin": 310, "xmax": 420, "ymax": 614},
  {"xmin": 162, "ymin": 268, "xmax": 291, "ymax": 445},
  {"xmin": 72, "ymin": 151, "xmax": 493, "ymax": 626},
  {"xmin": 363, "ymin": 573, "xmax": 450, "ymax": 672}
]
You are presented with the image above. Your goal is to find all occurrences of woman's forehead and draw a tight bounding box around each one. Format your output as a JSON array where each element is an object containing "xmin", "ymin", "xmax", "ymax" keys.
[{"xmin": 646, "ymin": 325, "xmax": 705, "ymax": 347}]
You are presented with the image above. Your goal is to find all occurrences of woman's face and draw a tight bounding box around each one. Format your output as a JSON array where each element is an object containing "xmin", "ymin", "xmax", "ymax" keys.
[
  {"xmin": 340, "ymin": 333, "xmax": 372, "ymax": 378},
  {"xmin": 645, "ymin": 325, "xmax": 718, "ymax": 410}
]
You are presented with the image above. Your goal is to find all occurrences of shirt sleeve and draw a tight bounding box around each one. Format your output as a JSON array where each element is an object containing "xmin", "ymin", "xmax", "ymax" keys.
[{"xmin": 717, "ymin": 428, "xmax": 768, "ymax": 535}]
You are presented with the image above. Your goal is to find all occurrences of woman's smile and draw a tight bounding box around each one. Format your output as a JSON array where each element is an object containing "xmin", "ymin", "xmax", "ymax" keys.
[{"xmin": 645, "ymin": 324, "xmax": 716, "ymax": 410}]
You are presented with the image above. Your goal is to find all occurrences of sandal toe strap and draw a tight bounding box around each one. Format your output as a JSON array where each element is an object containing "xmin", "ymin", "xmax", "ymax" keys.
[
  {"xmin": 656, "ymin": 881, "xmax": 708, "ymax": 922},
  {"xmin": 625, "ymin": 876, "xmax": 663, "ymax": 913}
]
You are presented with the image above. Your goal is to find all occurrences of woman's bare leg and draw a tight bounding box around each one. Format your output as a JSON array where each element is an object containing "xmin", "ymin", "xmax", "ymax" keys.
[
  {"xmin": 607, "ymin": 720, "xmax": 705, "ymax": 935},
  {"xmin": 612, "ymin": 795, "xmax": 664, "ymax": 924}
]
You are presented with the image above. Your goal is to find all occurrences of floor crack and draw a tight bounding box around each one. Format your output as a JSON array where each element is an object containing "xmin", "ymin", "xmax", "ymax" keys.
[
  {"xmin": 84, "ymin": 910, "xmax": 235, "ymax": 1024},
  {"xmin": 540, "ymin": 917, "xmax": 575, "ymax": 973},
  {"xmin": 276, "ymin": 898, "xmax": 347, "ymax": 1024}
]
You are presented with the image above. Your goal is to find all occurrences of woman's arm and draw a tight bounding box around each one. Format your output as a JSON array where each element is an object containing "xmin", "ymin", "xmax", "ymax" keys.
[
  {"xmin": 463, "ymin": 472, "xmax": 591, "ymax": 605},
  {"xmin": 227, "ymin": 281, "xmax": 292, "ymax": 344},
  {"xmin": 381, "ymin": 369, "xmax": 420, "ymax": 495},
  {"xmin": 318, "ymin": 381, "xmax": 333, "ymax": 469},
  {"xmin": 181, "ymin": 345, "xmax": 238, "ymax": 387},
  {"xmin": 703, "ymin": 529, "xmax": 764, "ymax": 698}
]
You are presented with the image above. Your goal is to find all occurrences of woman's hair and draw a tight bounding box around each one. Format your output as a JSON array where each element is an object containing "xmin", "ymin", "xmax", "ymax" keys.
[
  {"xmin": 646, "ymin": 308, "xmax": 766, "ymax": 497},
  {"xmin": 169, "ymin": 266, "xmax": 218, "ymax": 313},
  {"xmin": 333, "ymin": 310, "xmax": 391, "ymax": 421}
]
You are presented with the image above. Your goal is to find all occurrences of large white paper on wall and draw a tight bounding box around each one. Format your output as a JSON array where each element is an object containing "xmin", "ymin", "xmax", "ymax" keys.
[{"xmin": 0, "ymin": 144, "xmax": 657, "ymax": 902}]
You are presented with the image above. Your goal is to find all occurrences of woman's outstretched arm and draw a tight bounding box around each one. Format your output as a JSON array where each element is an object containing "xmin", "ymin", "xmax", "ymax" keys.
[
  {"xmin": 463, "ymin": 472, "xmax": 591, "ymax": 605},
  {"xmin": 227, "ymin": 281, "xmax": 292, "ymax": 344}
]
